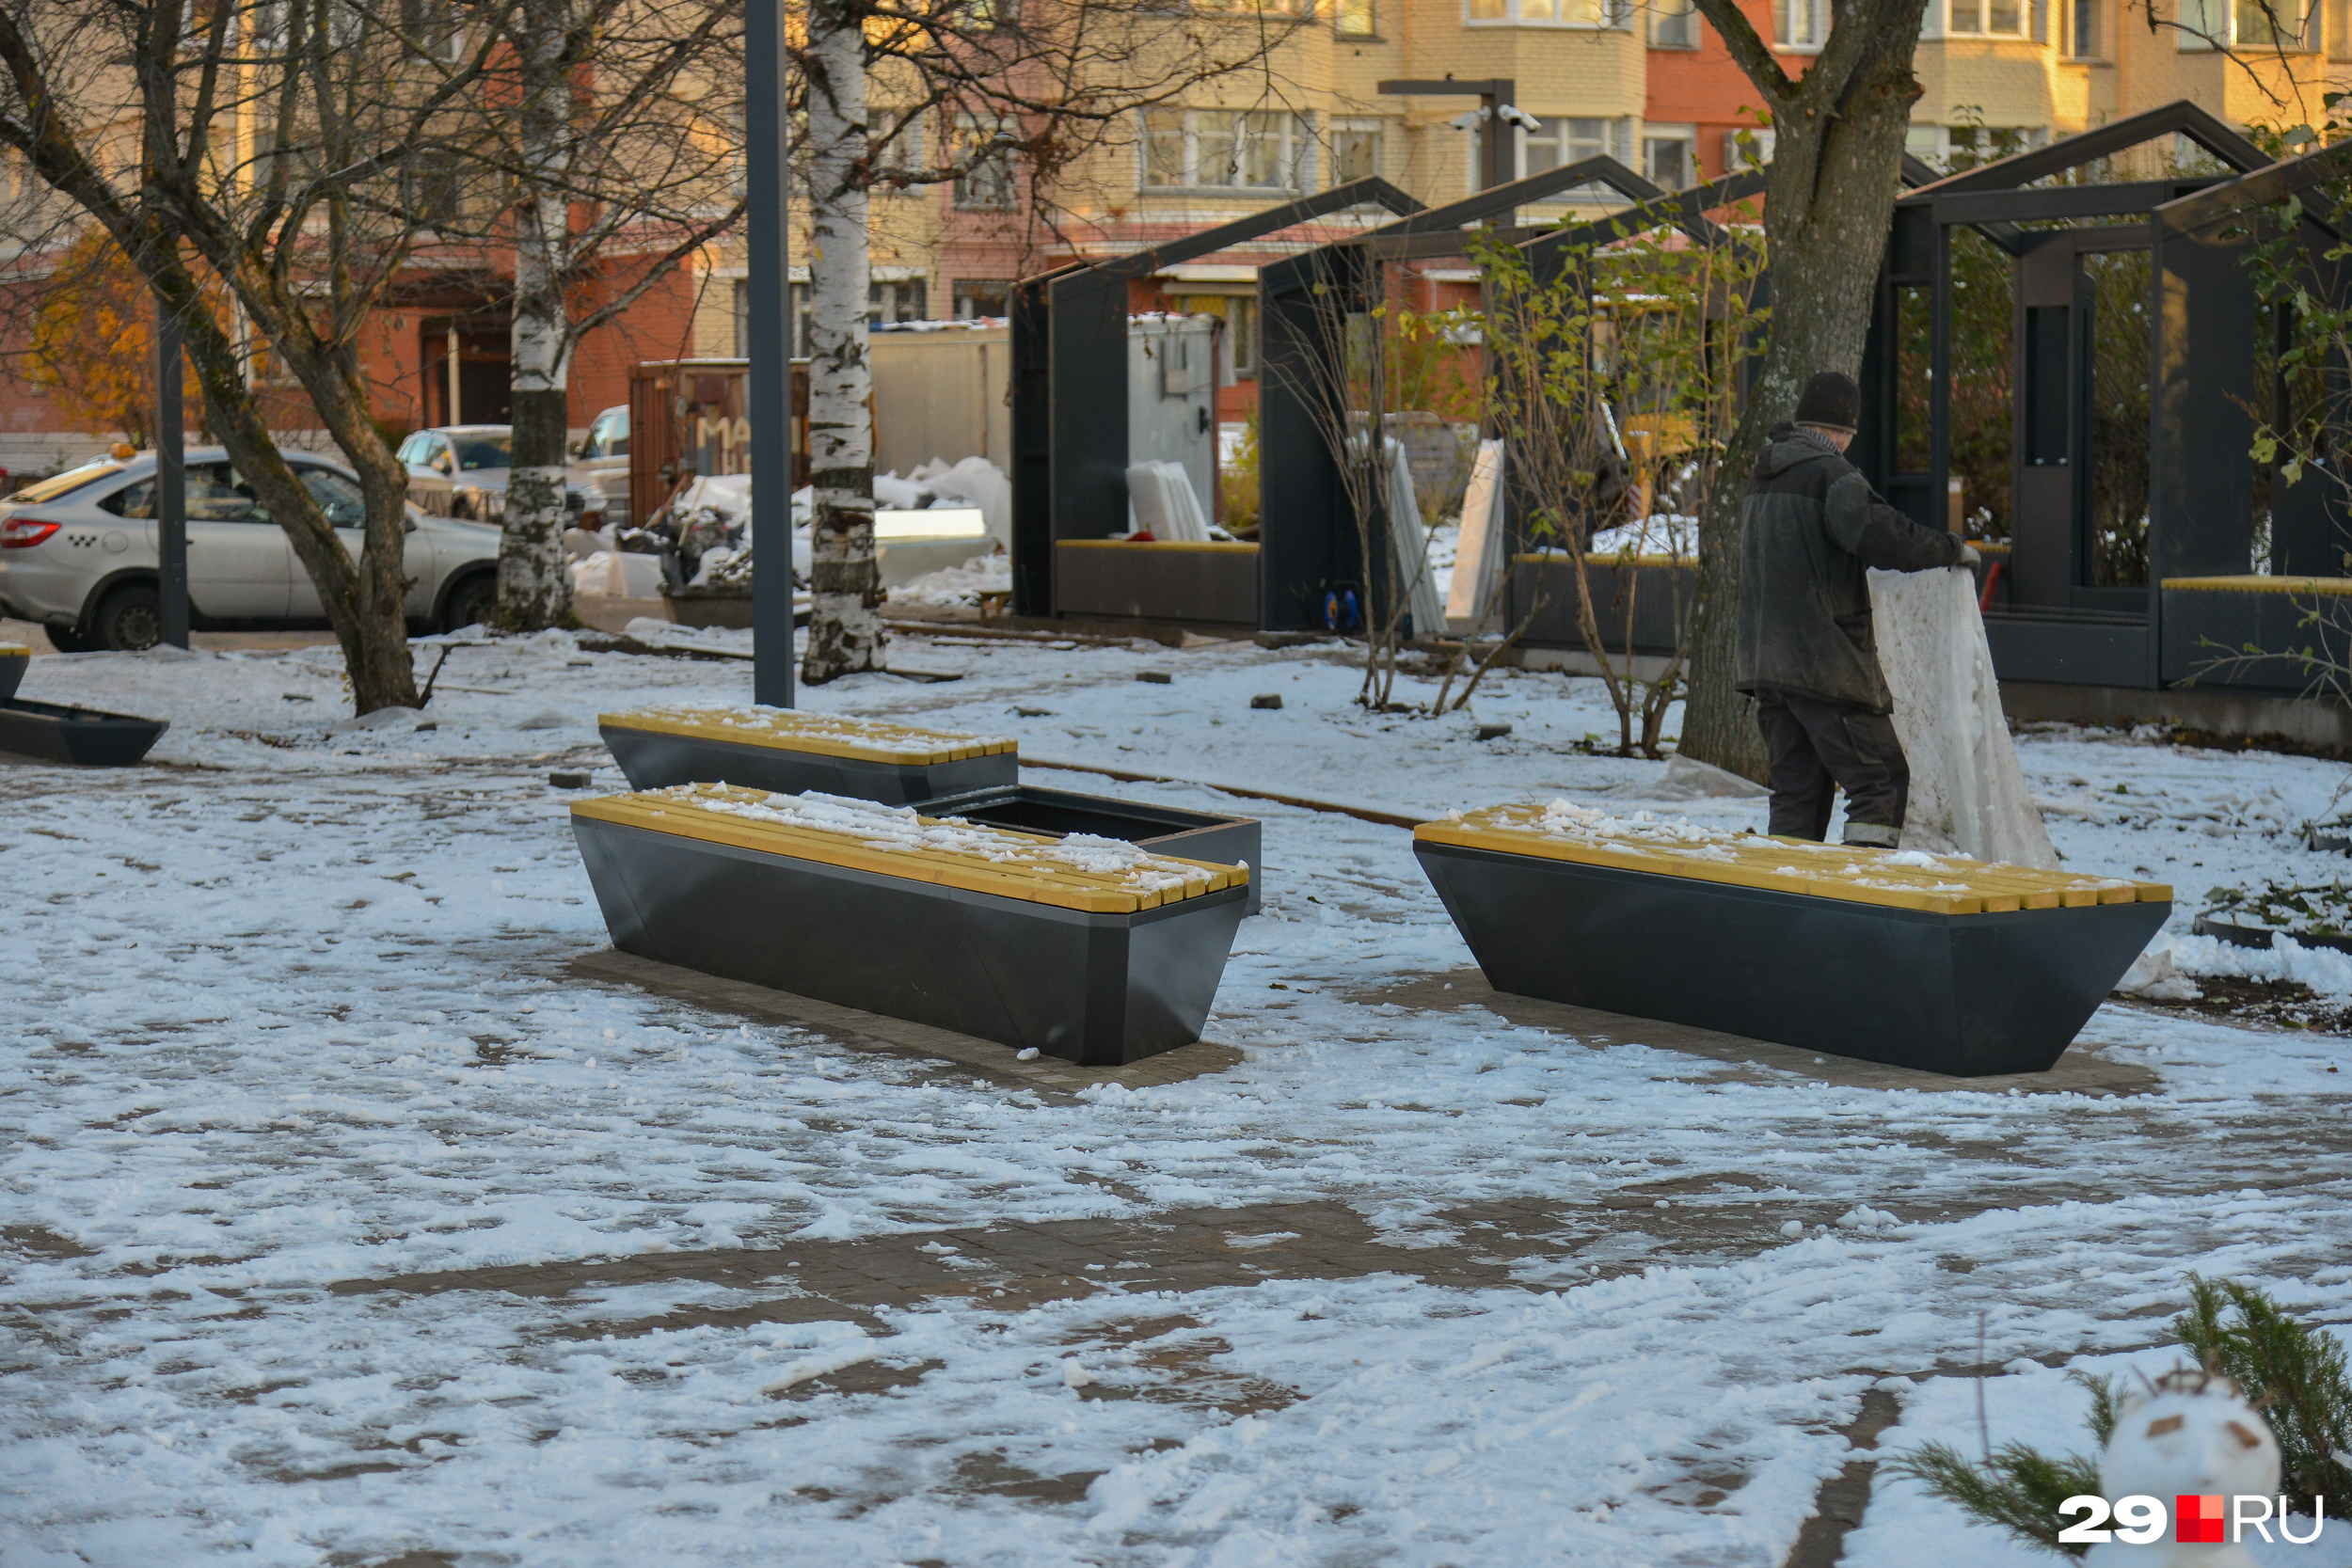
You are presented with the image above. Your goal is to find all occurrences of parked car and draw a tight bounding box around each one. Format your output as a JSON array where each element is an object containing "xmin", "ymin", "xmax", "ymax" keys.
[
  {"xmin": 0, "ymin": 450, "xmax": 502, "ymax": 651},
  {"xmin": 573, "ymin": 405, "xmax": 631, "ymax": 524},
  {"xmin": 394, "ymin": 425, "xmax": 607, "ymax": 528}
]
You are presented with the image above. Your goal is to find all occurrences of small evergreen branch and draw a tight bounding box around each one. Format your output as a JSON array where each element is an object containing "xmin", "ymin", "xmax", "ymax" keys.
[
  {"xmin": 1884, "ymin": 1440, "xmax": 2105, "ymax": 1559},
  {"xmin": 2174, "ymin": 1274, "xmax": 2352, "ymax": 1513}
]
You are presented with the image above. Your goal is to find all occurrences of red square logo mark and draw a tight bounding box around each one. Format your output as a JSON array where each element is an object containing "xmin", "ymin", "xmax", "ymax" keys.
[{"xmin": 2176, "ymin": 1494, "xmax": 2226, "ymax": 1544}]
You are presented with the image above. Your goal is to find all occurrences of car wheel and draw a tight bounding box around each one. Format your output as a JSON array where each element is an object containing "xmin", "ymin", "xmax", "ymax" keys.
[
  {"xmin": 440, "ymin": 573, "xmax": 497, "ymax": 632},
  {"xmin": 93, "ymin": 584, "xmax": 163, "ymax": 651}
]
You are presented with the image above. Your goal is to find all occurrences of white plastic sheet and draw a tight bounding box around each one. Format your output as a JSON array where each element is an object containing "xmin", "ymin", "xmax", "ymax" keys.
[
  {"xmin": 1867, "ymin": 564, "xmax": 2058, "ymax": 868},
  {"xmin": 1446, "ymin": 438, "xmax": 1507, "ymax": 628},
  {"xmin": 1124, "ymin": 461, "xmax": 1212, "ymax": 543},
  {"xmin": 1384, "ymin": 439, "xmax": 1449, "ymax": 637}
]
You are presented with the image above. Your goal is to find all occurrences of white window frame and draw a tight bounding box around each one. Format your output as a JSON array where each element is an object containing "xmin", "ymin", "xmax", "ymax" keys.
[
  {"xmin": 1775, "ymin": 0, "xmax": 1825, "ymax": 48},
  {"xmin": 1643, "ymin": 125, "xmax": 1697, "ymax": 189},
  {"xmin": 1335, "ymin": 0, "xmax": 1379, "ymax": 35},
  {"xmin": 1327, "ymin": 118, "xmax": 1386, "ymax": 185},
  {"xmin": 1137, "ymin": 109, "xmax": 1311, "ymax": 192},
  {"xmin": 951, "ymin": 114, "xmax": 1019, "ymax": 211},
  {"xmin": 1516, "ymin": 116, "xmax": 1636, "ymax": 183},
  {"xmin": 1648, "ymin": 0, "xmax": 1701, "ymax": 43},
  {"xmin": 1466, "ymin": 0, "xmax": 1631, "ymax": 29},
  {"xmin": 1944, "ymin": 0, "xmax": 2032, "ymax": 36},
  {"xmin": 2177, "ymin": 0, "xmax": 2312, "ymax": 44}
]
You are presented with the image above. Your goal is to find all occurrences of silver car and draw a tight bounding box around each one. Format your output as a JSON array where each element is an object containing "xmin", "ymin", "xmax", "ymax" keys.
[
  {"xmin": 396, "ymin": 425, "xmax": 607, "ymax": 528},
  {"xmin": 0, "ymin": 450, "xmax": 502, "ymax": 651},
  {"xmin": 572, "ymin": 405, "xmax": 631, "ymax": 525}
]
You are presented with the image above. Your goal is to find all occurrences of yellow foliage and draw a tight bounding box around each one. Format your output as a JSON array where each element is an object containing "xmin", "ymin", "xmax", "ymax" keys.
[{"xmin": 27, "ymin": 231, "xmax": 207, "ymax": 447}]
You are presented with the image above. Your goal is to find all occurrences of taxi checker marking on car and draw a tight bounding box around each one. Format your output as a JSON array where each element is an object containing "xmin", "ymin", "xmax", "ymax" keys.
[{"xmin": 0, "ymin": 451, "xmax": 502, "ymax": 651}]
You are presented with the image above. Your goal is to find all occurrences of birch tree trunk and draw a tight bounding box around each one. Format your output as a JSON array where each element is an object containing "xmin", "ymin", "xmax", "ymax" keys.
[
  {"xmin": 802, "ymin": 0, "xmax": 886, "ymax": 682},
  {"xmin": 501, "ymin": 7, "xmax": 579, "ymax": 631},
  {"xmin": 1679, "ymin": 0, "xmax": 1931, "ymax": 781}
]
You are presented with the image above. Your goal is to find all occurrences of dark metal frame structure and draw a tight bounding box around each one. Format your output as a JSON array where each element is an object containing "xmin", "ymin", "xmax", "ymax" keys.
[
  {"xmin": 1855, "ymin": 101, "xmax": 2352, "ymax": 691},
  {"xmin": 1255, "ymin": 156, "xmax": 1689, "ymax": 634},
  {"xmin": 1009, "ymin": 177, "xmax": 1423, "ymax": 618}
]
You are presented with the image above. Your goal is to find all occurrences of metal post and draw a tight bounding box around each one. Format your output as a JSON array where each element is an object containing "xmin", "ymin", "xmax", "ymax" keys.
[
  {"xmin": 154, "ymin": 292, "xmax": 188, "ymax": 650},
  {"xmin": 446, "ymin": 325, "xmax": 462, "ymax": 425},
  {"xmin": 745, "ymin": 0, "xmax": 795, "ymax": 707}
]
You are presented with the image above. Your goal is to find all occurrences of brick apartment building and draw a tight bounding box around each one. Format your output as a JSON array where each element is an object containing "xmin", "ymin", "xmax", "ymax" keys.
[{"xmin": 2, "ymin": 0, "xmax": 2341, "ymax": 471}]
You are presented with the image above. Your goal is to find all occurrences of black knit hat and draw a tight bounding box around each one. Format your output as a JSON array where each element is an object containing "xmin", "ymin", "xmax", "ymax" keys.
[{"xmin": 1793, "ymin": 371, "xmax": 1859, "ymax": 434}]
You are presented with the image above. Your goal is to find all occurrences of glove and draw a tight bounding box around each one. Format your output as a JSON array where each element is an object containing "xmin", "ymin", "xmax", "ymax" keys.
[{"xmin": 1958, "ymin": 544, "xmax": 1982, "ymax": 567}]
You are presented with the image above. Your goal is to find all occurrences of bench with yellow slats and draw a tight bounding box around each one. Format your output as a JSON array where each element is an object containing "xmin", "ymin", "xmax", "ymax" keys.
[
  {"xmin": 598, "ymin": 705, "xmax": 1018, "ymax": 804},
  {"xmin": 574, "ymin": 783, "xmax": 1244, "ymax": 915},
  {"xmin": 569, "ymin": 783, "xmax": 1251, "ymax": 1066},
  {"xmin": 1411, "ymin": 800, "xmax": 2173, "ymax": 1077},
  {"xmin": 1415, "ymin": 802, "xmax": 2170, "ymax": 916}
]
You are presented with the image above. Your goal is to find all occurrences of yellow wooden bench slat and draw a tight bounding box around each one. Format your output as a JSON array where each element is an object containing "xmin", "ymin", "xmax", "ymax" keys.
[
  {"xmin": 575, "ymin": 786, "xmax": 1246, "ymax": 914},
  {"xmin": 1421, "ymin": 804, "xmax": 2168, "ymax": 914},
  {"xmin": 599, "ymin": 706, "xmax": 1017, "ymax": 766},
  {"xmin": 2161, "ymin": 575, "xmax": 2352, "ymax": 597}
]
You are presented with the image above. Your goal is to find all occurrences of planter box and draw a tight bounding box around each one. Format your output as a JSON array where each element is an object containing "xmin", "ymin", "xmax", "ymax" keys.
[
  {"xmin": 0, "ymin": 644, "xmax": 24, "ymax": 702},
  {"xmin": 0, "ymin": 696, "xmax": 169, "ymax": 767},
  {"xmin": 930, "ymin": 784, "xmax": 1263, "ymax": 914},
  {"xmin": 1415, "ymin": 805, "xmax": 2170, "ymax": 1077},
  {"xmin": 2191, "ymin": 913, "xmax": 2352, "ymax": 955},
  {"xmin": 1507, "ymin": 554, "xmax": 1694, "ymax": 656},
  {"xmin": 571, "ymin": 785, "xmax": 1248, "ymax": 1065},
  {"xmin": 1056, "ymin": 539, "xmax": 1259, "ymax": 626},
  {"xmin": 602, "ymin": 706, "xmax": 1017, "ymax": 804}
]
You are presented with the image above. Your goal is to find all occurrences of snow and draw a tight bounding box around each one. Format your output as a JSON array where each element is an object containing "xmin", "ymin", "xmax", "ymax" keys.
[{"xmin": 3, "ymin": 630, "xmax": 2351, "ymax": 1565}]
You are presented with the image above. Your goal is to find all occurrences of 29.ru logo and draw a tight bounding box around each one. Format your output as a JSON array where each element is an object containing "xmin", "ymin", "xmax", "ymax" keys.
[{"xmin": 2058, "ymin": 1494, "xmax": 2327, "ymax": 1544}]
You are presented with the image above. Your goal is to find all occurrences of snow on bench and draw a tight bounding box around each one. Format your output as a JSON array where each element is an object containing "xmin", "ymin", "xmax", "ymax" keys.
[
  {"xmin": 574, "ymin": 784, "xmax": 1246, "ymax": 913},
  {"xmin": 598, "ymin": 706, "xmax": 1015, "ymax": 765},
  {"xmin": 1415, "ymin": 800, "xmax": 2169, "ymax": 915}
]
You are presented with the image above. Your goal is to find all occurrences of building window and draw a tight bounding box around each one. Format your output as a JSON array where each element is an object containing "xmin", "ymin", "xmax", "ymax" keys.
[
  {"xmin": 1336, "ymin": 0, "xmax": 1377, "ymax": 32},
  {"xmin": 2178, "ymin": 0, "xmax": 2309, "ymax": 44},
  {"xmin": 952, "ymin": 115, "xmax": 1019, "ymax": 210},
  {"xmin": 1520, "ymin": 117, "xmax": 1634, "ymax": 179},
  {"xmin": 787, "ymin": 279, "xmax": 929, "ymax": 353},
  {"xmin": 1644, "ymin": 128, "xmax": 1695, "ymax": 189},
  {"xmin": 2069, "ymin": 0, "xmax": 2101, "ymax": 52},
  {"xmin": 1774, "ymin": 0, "xmax": 1824, "ymax": 45},
  {"xmin": 1649, "ymin": 0, "xmax": 1700, "ymax": 43},
  {"xmin": 1329, "ymin": 119, "xmax": 1385, "ymax": 183},
  {"xmin": 1726, "ymin": 125, "xmax": 1776, "ymax": 169},
  {"xmin": 2331, "ymin": 0, "xmax": 2350, "ymax": 55},
  {"xmin": 953, "ymin": 279, "xmax": 1012, "ymax": 319},
  {"xmin": 1139, "ymin": 110, "xmax": 1309, "ymax": 190},
  {"xmin": 873, "ymin": 111, "xmax": 927, "ymax": 178},
  {"xmin": 1173, "ymin": 294, "xmax": 1258, "ymax": 378},
  {"xmin": 1913, "ymin": 124, "xmax": 2048, "ymax": 172},
  {"xmin": 1467, "ymin": 0, "xmax": 1629, "ymax": 24},
  {"xmin": 1947, "ymin": 0, "xmax": 2028, "ymax": 33}
]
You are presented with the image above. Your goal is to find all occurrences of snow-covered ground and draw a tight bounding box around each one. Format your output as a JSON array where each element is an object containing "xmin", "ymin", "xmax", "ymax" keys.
[{"xmin": 4, "ymin": 629, "xmax": 2350, "ymax": 1567}]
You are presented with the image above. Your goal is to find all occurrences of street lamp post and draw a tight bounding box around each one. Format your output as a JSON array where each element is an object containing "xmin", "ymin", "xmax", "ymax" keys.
[
  {"xmin": 154, "ymin": 293, "xmax": 188, "ymax": 650},
  {"xmin": 746, "ymin": 0, "xmax": 795, "ymax": 707}
]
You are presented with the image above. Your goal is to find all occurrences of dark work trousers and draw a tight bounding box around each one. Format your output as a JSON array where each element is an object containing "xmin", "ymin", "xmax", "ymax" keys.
[{"xmin": 1753, "ymin": 689, "xmax": 1910, "ymax": 842}]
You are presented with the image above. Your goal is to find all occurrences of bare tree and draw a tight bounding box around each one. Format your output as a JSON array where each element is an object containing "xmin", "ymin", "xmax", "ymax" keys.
[
  {"xmin": 1469, "ymin": 221, "xmax": 1765, "ymax": 757},
  {"xmin": 793, "ymin": 0, "xmax": 1313, "ymax": 682},
  {"xmin": 474, "ymin": 0, "xmax": 744, "ymax": 630},
  {"xmin": 1674, "ymin": 0, "xmax": 1933, "ymax": 779},
  {"xmin": 0, "ymin": 0, "xmax": 502, "ymax": 710}
]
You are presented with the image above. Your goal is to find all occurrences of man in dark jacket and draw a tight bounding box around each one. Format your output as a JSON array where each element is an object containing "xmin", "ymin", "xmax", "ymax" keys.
[{"xmin": 1734, "ymin": 371, "xmax": 1979, "ymax": 847}]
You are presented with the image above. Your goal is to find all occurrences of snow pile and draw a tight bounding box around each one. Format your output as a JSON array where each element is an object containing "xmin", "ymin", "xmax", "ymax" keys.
[
  {"xmin": 570, "ymin": 549, "xmax": 665, "ymax": 598},
  {"xmin": 1869, "ymin": 564, "xmax": 2058, "ymax": 868},
  {"xmin": 890, "ymin": 551, "xmax": 1010, "ymax": 608},
  {"xmin": 909, "ymin": 457, "xmax": 1012, "ymax": 552},
  {"xmin": 1587, "ymin": 512, "xmax": 1699, "ymax": 562},
  {"xmin": 662, "ymin": 785, "xmax": 1230, "ymax": 895}
]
